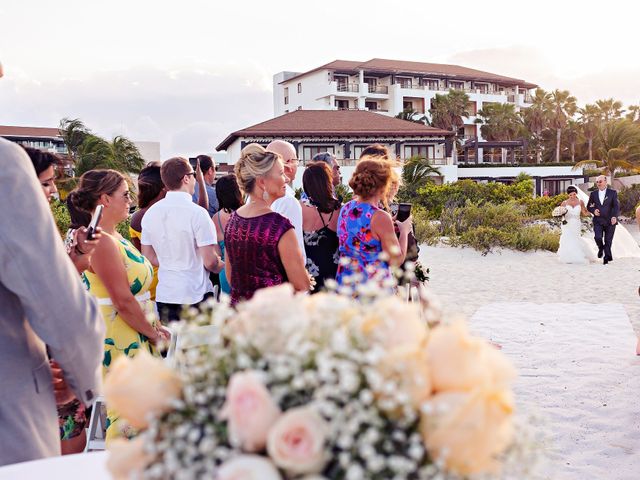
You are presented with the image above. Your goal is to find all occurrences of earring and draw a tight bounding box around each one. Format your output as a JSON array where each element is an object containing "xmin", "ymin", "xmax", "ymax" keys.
[{"xmin": 262, "ymin": 188, "xmax": 270, "ymax": 202}]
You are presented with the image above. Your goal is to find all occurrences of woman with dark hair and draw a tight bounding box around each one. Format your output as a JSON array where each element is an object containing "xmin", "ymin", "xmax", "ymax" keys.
[
  {"xmin": 129, "ymin": 163, "xmax": 166, "ymax": 302},
  {"xmin": 213, "ymin": 174, "xmax": 244, "ymax": 295},
  {"xmin": 71, "ymin": 169, "xmax": 169, "ymax": 441},
  {"xmin": 300, "ymin": 162, "xmax": 341, "ymax": 292},
  {"xmin": 557, "ymin": 185, "xmax": 595, "ymax": 264}
]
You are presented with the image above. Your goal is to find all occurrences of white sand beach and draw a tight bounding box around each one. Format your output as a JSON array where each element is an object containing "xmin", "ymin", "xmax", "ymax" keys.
[{"xmin": 420, "ymin": 245, "xmax": 640, "ymax": 479}]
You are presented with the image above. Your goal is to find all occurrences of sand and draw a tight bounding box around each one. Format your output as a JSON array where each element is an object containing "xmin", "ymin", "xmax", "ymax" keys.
[{"xmin": 420, "ymin": 246, "xmax": 640, "ymax": 479}]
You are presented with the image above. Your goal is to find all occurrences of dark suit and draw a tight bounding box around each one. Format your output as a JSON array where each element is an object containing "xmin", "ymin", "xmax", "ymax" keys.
[{"xmin": 586, "ymin": 187, "xmax": 620, "ymax": 261}]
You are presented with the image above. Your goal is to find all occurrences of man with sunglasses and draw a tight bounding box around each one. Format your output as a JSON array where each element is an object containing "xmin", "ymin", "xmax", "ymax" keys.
[
  {"xmin": 586, "ymin": 175, "xmax": 619, "ymax": 265},
  {"xmin": 142, "ymin": 157, "xmax": 224, "ymax": 322}
]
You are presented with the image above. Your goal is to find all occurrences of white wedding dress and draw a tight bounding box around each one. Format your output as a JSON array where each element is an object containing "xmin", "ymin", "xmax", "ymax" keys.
[{"xmin": 557, "ymin": 204, "xmax": 597, "ymax": 264}]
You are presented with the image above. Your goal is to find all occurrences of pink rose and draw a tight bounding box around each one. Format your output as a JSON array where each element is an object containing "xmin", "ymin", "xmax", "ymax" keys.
[
  {"xmin": 218, "ymin": 455, "xmax": 282, "ymax": 480},
  {"xmin": 267, "ymin": 407, "xmax": 328, "ymax": 475},
  {"xmin": 220, "ymin": 371, "xmax": 281, "ymax": 452}
]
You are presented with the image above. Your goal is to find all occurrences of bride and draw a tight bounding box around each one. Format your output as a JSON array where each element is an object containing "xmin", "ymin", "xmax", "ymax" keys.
[{"xmin": 557, "ymin": 185, "xmax": 596, "ymax": 264}]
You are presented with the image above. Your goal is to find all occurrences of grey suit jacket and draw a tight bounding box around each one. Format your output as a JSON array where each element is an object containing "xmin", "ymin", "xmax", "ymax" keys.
[{"xmin": 0, "ymin": 139, "xmax": 104, "ymax": 466}]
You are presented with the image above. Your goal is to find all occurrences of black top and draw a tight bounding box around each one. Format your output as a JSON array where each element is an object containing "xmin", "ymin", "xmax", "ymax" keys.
[{"xmin": 303, "ymin": 207, "xmax": 340, "ymax": 294}]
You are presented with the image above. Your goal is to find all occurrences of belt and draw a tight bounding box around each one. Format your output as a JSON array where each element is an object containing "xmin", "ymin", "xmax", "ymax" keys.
[{"xmin": 96, "ymin": 291, "xmax": 151, "ymax": 306}]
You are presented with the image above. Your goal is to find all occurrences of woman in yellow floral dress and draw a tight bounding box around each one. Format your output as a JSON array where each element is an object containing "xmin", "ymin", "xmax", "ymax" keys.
[{"xmin": 70, "ymin": 169, "xmax": 170, "ymax": 442}]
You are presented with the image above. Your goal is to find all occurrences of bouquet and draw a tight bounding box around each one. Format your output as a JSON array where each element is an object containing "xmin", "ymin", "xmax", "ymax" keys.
[
  {"xmin": 551, "ymin": 206, "xmax": 568, "ymax": 225},
  {"xmin": 104, "ymin": 284, "xmax": 529, "ymax": 480}
]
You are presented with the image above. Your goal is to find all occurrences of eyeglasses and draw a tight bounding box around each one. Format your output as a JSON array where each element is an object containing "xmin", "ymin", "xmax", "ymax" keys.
[
  {"xmin": 185, "ymin": 171, "xmax": 196, "ymax": 178},
  {"xmin": 285, "ymin": 158, "xmax": 299, "ymax": 166}
]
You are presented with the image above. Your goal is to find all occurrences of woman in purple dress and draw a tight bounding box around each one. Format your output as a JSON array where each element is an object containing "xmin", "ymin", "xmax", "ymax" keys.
[
  {"xmin": 336, "ymin": 157, "xmax": 413, "ymax": 285},
  {"xmin": 225, "ymin": 144, "xmax": 311, "ymax": 305}
]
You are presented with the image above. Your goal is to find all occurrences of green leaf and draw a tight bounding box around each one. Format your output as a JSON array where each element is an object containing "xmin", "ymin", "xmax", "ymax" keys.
[
  {"xmin": 104, "ymin": 338, "xmax": 115, "ymax": 346},
  {"xmin": 103, "ymin": 350, "xmax": 111, "ymax": 367}
]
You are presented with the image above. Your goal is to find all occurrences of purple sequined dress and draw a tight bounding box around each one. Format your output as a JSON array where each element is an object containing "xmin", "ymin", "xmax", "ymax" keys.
[{"xmin": 225, "ymin": 211, "xmax": 294, "ymax": 305}]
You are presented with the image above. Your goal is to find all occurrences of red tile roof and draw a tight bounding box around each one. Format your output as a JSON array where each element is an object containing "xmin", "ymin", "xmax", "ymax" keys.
[
  {"xmin": 280, "ymin": 58, "xmax": 537, "ymax": 89},
  {"xmin": 0, "ymin": 125, "xmax": 62, "ymax": 138},
  {"xmin": 216, "ymin": 110, "xmax": 451, "ymax": 151}
]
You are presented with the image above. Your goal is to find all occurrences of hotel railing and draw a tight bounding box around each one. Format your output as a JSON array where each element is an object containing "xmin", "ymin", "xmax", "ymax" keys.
[
  {"xmin": 336, "ymin": 83, "xmax": 359, "ymax": 93},
  {"xmin": 366, "ymin": 85, "xmax": 389, "ymax": 94}
]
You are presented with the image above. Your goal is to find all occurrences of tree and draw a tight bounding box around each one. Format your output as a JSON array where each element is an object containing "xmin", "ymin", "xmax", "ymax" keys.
[
  {"xmin": 59, "ymin": 118, "xmax": 91, "ymax": 162},
  {"xmin": 398, "ymin": 156, "xmax": 441, "ymax": 201},
  {"xmin": 76, "ymin": 134, "xmax": 145, "ymax": 176},
  {"xmin": 578, "ymin": 104, "xmax": 601, "ymax": 161},
  {"xmin": 626, "ymin": 105, "xmax": 640, "ymax": 123},
  {"xmin": 475, "ymin": 102, "xmax": 521, "ymax": 141},
  {"xmin": 595, "ymin": 98, "xmax": 624, "ymax": 122},
  {"xmin": 548, "ymin": 89, "xmax": 577, "ymax": 162},
  {"xmin": 573, "ymin": 120, "xmax": 640, "ymax": 182},
  {"xmin": 429, "ymin": 89, "xmax": 469, "ymax": 133},
  {"xmin": 564, "ymin": 119, "xmax": 581, "ymax": 162},
  {"xmin": 521, "ymin": 88, "xmax": 550, "ymax": 163},
  {"xmin": 395, "ymin": 109, "xmax": 428, "ymax": 125}
]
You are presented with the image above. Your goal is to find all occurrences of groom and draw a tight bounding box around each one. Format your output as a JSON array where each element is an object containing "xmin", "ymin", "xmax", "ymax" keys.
[{"xmin": 586, "ymin": 175, "xmax": 620, "ymax": 265}]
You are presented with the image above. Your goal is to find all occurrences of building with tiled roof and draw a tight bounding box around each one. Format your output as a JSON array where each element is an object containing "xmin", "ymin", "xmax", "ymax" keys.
[{"xmin": 273, "ymin": 58, "xmax": 538, "ymax": 143}]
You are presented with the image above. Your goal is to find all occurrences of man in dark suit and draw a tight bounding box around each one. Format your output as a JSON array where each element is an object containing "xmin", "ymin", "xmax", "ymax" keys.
[{"xmin": 586, "ymin": 175, "xmax": 620, "ymax": 265}]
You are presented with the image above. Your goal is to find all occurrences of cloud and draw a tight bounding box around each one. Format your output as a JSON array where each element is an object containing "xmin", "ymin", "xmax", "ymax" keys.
[{"xmin": 0, "ymin": 66, "xmax": 274, "ymax": 159}]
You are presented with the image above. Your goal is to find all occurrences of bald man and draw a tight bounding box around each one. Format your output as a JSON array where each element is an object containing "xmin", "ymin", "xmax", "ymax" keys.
[
  {"xmin": 267, "ymin": 140, "xmax": 306, "ymax": 263},
  {"xmin": 586, "ymin": 175, "xmax": 619, "ymax": 264}
]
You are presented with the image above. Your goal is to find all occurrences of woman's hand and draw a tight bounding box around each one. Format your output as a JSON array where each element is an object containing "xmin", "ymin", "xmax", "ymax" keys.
[
  {"xmin": 74, "ymin": 226, "xmax": 102, "ymax": 257},
  {"xmin": 50, "ymin": 360, "xmax": 75, "ymax": 406},
  {"xmin": 149, "ymin": 325, "xmax": 171, "ymax": 345},
  {"xmin": 397, "ymin": 215, "xmax": 413, "ymax": 235}
]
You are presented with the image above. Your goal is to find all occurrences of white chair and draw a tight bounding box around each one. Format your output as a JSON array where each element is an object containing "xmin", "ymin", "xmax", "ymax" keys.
[
  {"xmin": 84, "ymin": 396, "xmax": 107, "ymax": 452},
  {"xmin": 166, "ymin": 324, "xmax": 219, "ymax": 361}
]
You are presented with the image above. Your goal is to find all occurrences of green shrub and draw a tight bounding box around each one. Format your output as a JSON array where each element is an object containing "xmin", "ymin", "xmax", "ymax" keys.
[
  {"xmin": 335, "ymin": 183, "xmax": 353, "ymax": 203},
  {"xmin": 522, "ymin": 194, "xmax": 568, "ymax": 218},
  {"xmin": 117, "ymin": 217, "xmax": 131, "ymax": 240},
  {"xmin": 412, "ymin": 207, "xmax": 441, "ymax": 245},
  {"xmin": 511, "ymin": 225, "xmax": 560, "ymax": 252},
  {"xmin": 458, "ymin": 226, "xmax": 512, "ymax": 255},
  {"xmin": 50, "ymin": 199, "xmax": 71, "ymax": 238},
  {"xmin": 618, "ymin": 184, "xmax": 640, "ymax": 217}
]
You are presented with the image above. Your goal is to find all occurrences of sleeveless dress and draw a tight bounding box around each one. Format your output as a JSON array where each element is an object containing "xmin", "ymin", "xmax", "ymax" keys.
[
  {"xmin": 225, "ymin": 211, "xmax": 293, "ymax": 306},
  {"xmin": 557, "ymin": 204, "xmax": 597, "ymax": 264},
  {"xmin": 215, "ymin": 211, "xmax": 231, "ymax": 295},
  {"xmin": 304, "ymin": 207, "xmax": 339, "ymax": 293},
  {"xmin": 82, "ymin": 234, "xmax": 157, "ymax": 441},
  {"xmin": 336, "ymin": 200, "xmax": 390, "ymax": 284}
]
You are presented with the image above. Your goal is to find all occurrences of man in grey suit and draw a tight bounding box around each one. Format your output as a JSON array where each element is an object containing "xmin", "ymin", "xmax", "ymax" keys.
[{"xmin": 0, "ymin": 138, "xmax": 104, "ymax": 465}]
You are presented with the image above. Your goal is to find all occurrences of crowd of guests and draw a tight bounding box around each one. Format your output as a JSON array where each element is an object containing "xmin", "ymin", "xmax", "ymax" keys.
[{"xmin": 0, "ymin": 137, "xmax": 419, "ymax": 466}]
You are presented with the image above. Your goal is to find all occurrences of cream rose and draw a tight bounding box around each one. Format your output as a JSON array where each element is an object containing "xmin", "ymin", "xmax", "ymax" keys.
[
  {"xmin": 425, "ymin": 321, "xmax": 515, "ymax": 392},
  {"xmin": 104, "ymin": 350, "xmax": 182, "ymax": 429},
  {"xmin": 220, "ymin": 371, "xmax": 281, "ymax": 452},
  {"xmin": 106, "ymin": 437, "xmax": 152, "ymax": 480},
  {"xmin": 218, "ymin": 455, "xmax": 282, "ymax": 480},
  {"xmin": 420, "ymin": 388, "xmax": 514, "ymax": 475},
  {"xmin": 267, "ymin": 407, "xmax": 328, "ymax": 475},
  {"xmin": 376, "ymin": 345, "xmax": 432, "ymax": 410},
  {"xmin": 360, "ymin": 296, "xmax": 427, "ymax": 350}
]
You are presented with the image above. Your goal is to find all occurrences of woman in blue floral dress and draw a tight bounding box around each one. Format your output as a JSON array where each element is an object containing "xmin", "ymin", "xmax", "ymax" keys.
[{"xmin": 336, "ymin": 157, "xmax": 413, "ymax": 286}]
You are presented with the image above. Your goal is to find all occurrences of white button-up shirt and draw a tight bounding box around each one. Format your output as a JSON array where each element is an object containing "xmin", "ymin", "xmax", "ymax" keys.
[
  {"xmin": 271, "ymin": 184, "xmax": 306, "ymax": 262},
  {"xmin": 141, "ymin": 191, "xmax": 216, "ymax": 305},
  {"xmin": 598, "ymin": 188, "xmax": 606, "ymax": 205}
]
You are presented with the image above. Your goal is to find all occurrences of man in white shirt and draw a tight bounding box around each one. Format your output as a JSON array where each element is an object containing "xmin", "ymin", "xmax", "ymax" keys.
[
  {"xmin": 267, "ymin": 140, "xmax": 306, "ymax": 262},
  {"xmin": 141, "ymin": 157, "xmax": 224, "ymax": 322}
]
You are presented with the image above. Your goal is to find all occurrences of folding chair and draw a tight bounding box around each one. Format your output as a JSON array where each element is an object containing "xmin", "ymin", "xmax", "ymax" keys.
[{"xmin": 84, "ymin": 396, "xmax": 107, "ymax": 452}]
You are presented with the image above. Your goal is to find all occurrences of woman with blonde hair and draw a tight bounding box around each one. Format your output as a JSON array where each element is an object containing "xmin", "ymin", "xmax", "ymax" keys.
[
  {"xmin": 225, "ymin": 144, "xmax": 310, "ymax": 305},
  {"xmin": 336, "ymin": 157, "xmax": 412, "ymax": 285}
]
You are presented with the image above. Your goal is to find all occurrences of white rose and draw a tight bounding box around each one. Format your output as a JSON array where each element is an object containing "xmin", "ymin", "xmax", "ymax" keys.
[
  {"xmin": 106, "ymin": 437, "xmax": 151, "ymax": 480},
  {"xmin": 267, "ymin": 407, "xmax": 328, "ymax": 475},
  {"xmin": 218, "ymin": 455, "xmax": 282, "ymax": 480}
]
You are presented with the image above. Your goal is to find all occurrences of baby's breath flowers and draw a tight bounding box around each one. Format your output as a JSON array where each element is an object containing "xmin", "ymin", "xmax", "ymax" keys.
[{"xmin": 107, "ymin": 278, "xmax": 534, "ymax": 480}]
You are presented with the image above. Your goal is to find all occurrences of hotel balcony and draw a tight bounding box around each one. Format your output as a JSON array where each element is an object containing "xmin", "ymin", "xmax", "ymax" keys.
[
  {"xmin": 330, "ymin": 81, "xmax": 360, "ymax": 95},
  {"xmin": 365, "ymin": 84, "xmax": 389, "ymax": 95}
]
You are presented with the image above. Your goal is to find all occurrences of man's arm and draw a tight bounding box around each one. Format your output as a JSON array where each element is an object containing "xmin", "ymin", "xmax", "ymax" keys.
[
  {"xmin": 0, "ymin": 140, "xmax": 104, "ymax": 406},
  {"xmin": 611, "ymin": 190, "xmax": 620, "ymax": 219}
]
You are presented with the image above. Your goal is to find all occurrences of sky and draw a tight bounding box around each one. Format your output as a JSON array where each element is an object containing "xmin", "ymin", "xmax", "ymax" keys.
[{"xmin": 1, "ymin": 0, "xmax": 638, "ymax": 159}]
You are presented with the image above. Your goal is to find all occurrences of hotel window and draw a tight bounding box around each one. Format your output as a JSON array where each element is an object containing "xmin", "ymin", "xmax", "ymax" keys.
[
  {"xmin": 335, "ymin": 75, "xmax": 348, "ymax": 91},
  {"xmin": 397, "ymin": 77, "xmax": 413, "ymax": 89},
  {"xmin": 302, "ymin": 145, "xmax": 335, "ymax": 161},
  {"xmin": 423, "ymin": 79, "xmax": 439, "ymax": 90},
  {"xmin": 335, "ymin": 99, "xmax": 349, "ymax": 110},
  {"xmin": 465, "ymin": 101, "xmax": 477, "ymax": 116},
  {"xmin": 543, "ymin": 179, "xmax": 572, "ymax": 196},
  {"xmin": 403, "ymin": 100, "xmax": 413, "ymax": 111},
  {"xmin": 297, "ymin": 82, "xmax": 302, "ymax": 93},
  {"xmin": 450, "ymin": 81, "xmax": 465, "ymax": 91},
  {"xmin": 365, "ymin": 101, "xmax": 378, "ymax": 111},
  {"xmin": 284, "ymin": 87, "xmax": 289, "ymax": 105},
  {"xmin": 476, "ymin": 83, "xmax": 488, "ymax": 94},
  {"xmin": 403, "ymin": 145, "xmax": 434, "ymax": 160}
]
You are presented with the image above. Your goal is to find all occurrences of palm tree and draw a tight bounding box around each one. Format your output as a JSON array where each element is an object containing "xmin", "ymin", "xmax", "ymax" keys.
[
  {"xmin": 429, "ymin": 89, "xmax": 469, "ymax": 133},
  {"xmin": 521, "ymin": 88, "xmax": 550, "ymax": 163},
  {"xmin": 398, "ymin": 156, "xmax": 441, "ymax": 199},
  {"xmin": 475, "ymin": 103, "xmax": 521, "ymax": 141},
  {"xmin": 573, "ymin": 120, "xmax": 640, "ymax": 182},
  {"xmin": 626, "ymin": 105, "xmax": 640, "ymax": 123},
  {"xmin": 578, "ymin": 104, "xmax": 601, "ymax": 161},
  {"xmin": 76, "ymin": 134, "xmax": 145, "ymax": 176},
  {"xmin": 548, "ymin": 89, "xmax": 577, "ymax": 162},
  {"xmin": 395, "ymin": 109, "xmax": 428, "ymax": 125},
  {"xmin": 59, "ymin": 118, "xmax": 91, "ymax": 162},
  {"xmin": 595, "ymin": 98, "xmax": 624, "ymax": 122},
  {"xmin": 564, "ymin": 119, "xmax": 581, "ymax": 163}
]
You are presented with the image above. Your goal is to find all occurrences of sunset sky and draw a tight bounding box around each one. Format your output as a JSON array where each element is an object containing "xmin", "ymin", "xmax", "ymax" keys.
[{"xmin": 1, "ymin": 0, "xmax": 637, "ymax": 158}]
